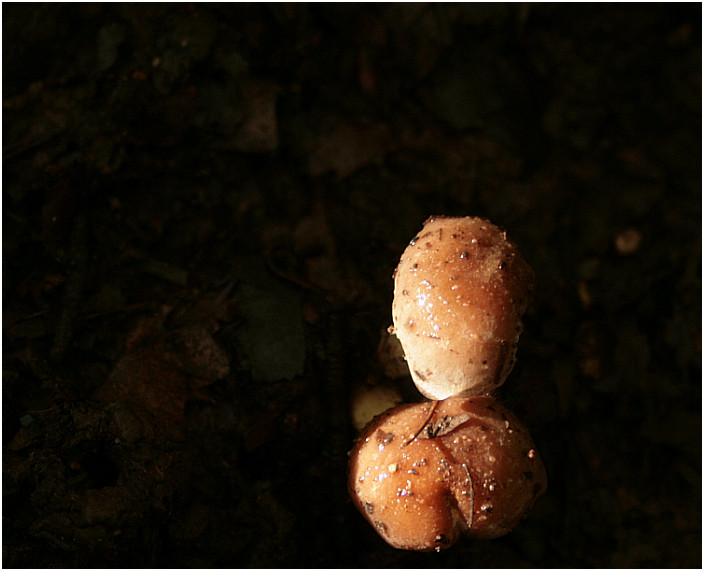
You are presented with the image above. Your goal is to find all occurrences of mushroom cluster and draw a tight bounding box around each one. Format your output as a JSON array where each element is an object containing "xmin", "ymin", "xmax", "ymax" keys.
[{"xmin": 349, "ymin": 216, "xmax": 547, "ymax": 552}]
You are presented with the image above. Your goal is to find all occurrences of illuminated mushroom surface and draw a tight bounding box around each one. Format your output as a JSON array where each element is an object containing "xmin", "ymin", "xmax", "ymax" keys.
[
  {"xmin": 392, "ymin": 216, "xmax": 535, "ymax": 399},
  {"xmin": 348, "ymin": 397, "xmax": 547, "ymax": 551}
]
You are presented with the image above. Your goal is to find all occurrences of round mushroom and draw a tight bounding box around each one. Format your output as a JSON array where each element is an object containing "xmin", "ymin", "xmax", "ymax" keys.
[
  {"xmin": 392, "ymin": 216, "xmax": 535, "ymax": 399},
  {"xmin": 348, "ymin": 396, "xmax": 547, "ymax": 551}
]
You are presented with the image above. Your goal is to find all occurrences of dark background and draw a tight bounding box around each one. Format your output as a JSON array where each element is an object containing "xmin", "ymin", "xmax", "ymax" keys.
[{"xmin": 3, "ymin": 3, "xmax": 701, "ymax": 568}]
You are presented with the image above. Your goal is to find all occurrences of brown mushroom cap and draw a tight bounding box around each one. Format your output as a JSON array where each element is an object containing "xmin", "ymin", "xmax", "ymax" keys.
[
  {"xmin": 348, "ymin": 397, "xmax": 547, "ymax": 551},
  {"xmin": 392, "ymin": 216, "xmax": 535, "ymax": 399}
]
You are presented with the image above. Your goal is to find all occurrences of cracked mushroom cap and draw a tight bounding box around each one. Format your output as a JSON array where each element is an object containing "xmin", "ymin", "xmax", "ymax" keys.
[
  {"xmin": 392, "ymin": 216, "xmax": 535, "ymax": 399},
  {"xmin": 348, "ymin": 397, "xmax": 547, "ymax": 551}
]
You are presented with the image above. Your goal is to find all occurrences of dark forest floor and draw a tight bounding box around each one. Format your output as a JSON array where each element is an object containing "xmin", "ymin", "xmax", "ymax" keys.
[{"xmin": 3, "ymin": 4, "xmax": 701, "ymax": 568}]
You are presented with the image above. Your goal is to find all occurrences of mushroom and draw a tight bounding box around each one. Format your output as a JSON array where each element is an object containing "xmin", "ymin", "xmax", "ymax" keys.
[
  {"xmin": 350, "ymin": 382, "xmax": 404, "ymax": 432},
  {"xmin": 348, "ymin": 397, "xmax": 547, "ymax": 551},
  {"xmin": 392, "ymin": 216, "xmax": 535, "ymax": 399}
]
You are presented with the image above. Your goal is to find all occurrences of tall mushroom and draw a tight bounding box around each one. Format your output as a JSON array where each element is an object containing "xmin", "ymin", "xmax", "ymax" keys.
[{"xmin": 349, "ymin": 215, "xmax": 546, "ymax": 552}]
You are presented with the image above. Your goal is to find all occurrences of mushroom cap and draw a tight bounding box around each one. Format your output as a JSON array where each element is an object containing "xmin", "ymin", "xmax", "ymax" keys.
[
  {"xmin": 392, "ymin": 216, "xmax": 535, "ymax": 399},
  {"xmin": 348, "ymin": 397, "xmax": 547, "ymax": 551}
]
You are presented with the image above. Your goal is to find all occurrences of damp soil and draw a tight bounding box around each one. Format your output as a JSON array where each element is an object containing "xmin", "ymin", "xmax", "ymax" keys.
[{"xmin": 3, "ymin": 4, "xmax": 701, "ymax": 568}]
